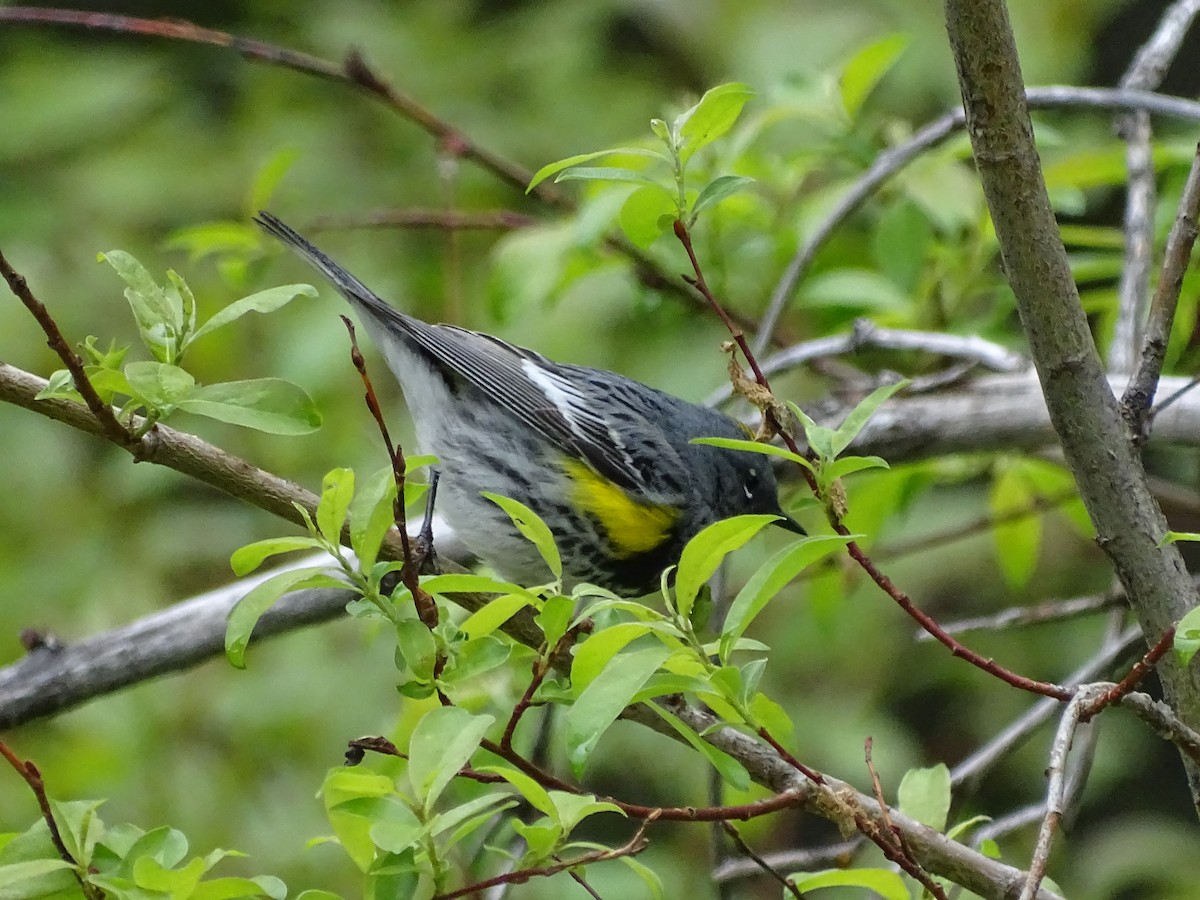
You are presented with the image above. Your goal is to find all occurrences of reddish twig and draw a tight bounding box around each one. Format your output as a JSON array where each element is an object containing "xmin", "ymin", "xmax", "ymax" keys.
[
  {"xmin": 1081, "ymin": 624, "xmax": 1177, "ymax": 720},
  {"xmin": 757, "ymin": 728, "xmax": 825, "ymax": 785},
  {"xmin": 0, "ymin": 249, "xmax": 132, "ymax": 448},
  {"xmin": 430, "ymin": 816, "xmax": 654, "ymax": 900},
  {"xmin": 0, "ymin": 739, "xmax": 100, "ymax": 900},
  {"xmin": 501, "ymin": 626, "xmax": 584, "ymax": 751},
  {"xmin": 341, "ymin": 317, "xmax": 436, "ymax": 627}
]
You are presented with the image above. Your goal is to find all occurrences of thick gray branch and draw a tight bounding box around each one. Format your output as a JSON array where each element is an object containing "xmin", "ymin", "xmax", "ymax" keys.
[{"xmin": 944, "ymin": 0, "xmax": 1200, "ymax": 809}]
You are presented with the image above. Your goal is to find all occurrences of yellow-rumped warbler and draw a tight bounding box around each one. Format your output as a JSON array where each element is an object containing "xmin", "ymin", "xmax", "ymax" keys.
[{"xmin": 256, "ymin": 212, "xmax": 805, "ymax": 596}]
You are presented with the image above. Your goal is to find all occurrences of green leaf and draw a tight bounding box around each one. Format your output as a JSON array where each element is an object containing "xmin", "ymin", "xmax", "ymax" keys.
[
  {"xmin": 528, "ymin": 148, "xmax": 663, "ymax": 192},
  {"xmin": 556, "ymin": 166, "xmax": 667, "ymax": 188},
  {"xmin": 441, "ymin": 635, "xmax": 511, "ymax": 684},
  {"xmin": 475, "ymin": 766, "xmax": 556, "ymax": 819},
  {"xmin": 748, "ymin": 691, "xmax": 793, "ymax": 742},
  {"xmin": 675, "ymin": 83, "xmax": 754, "ymax": 165},
  {"xmin": 648, "ymin": 704, "xmax": 749, "ymax": 790},
  {"xmin": 619, "ymin": 185, "xmax": 679, "ymax": 248},
  {"xmin": 990, "ymin": 464, "xmax": 1040, "ymax": 589},
  {"xmin": 898, "ymin": 763, "xmax": 952, "ymax": 832},
  {"xmin": 186, "ymin": 284, "xmax": 317, "ymax": 348},
  {"xmin": 691, "ymin": 436, "xmax": 812, "ymax": 469},
  {"xmin": 177, "ymin": 378, "xmax": 322, "ymax": 435},
  {"xmin": 832, "ymin": 381, "xmax": 908, "ymax": 457},
  {"xmin": 840, "ymin": 34, "xmax": 909, "ymax": 119},
  {"xmin": 225, "ymin": 567, "xmax": 345, "ymax": 668},
  {"xmin": 720, "ymin": 536, "xmax": 851, "ymax": 661},
  {"xmin": 100, "ymin": 250, "xmax": 182, "ymax": 363},
  {"xmin": 614, "ymin": 855, "xmax": 665, "ymax": 900},
  {"xmin": 482, "ymin": 492, "xmax": 561, "ymax": 580},
  {"xmin": 823, "ymin": 455, "xmax": 890, "ymax": 481},
  {"xmin": 249, "ymin": 145, "xmax": 300, "ymax": 215},
  {"xmin": 1175, "ymin": 605, "xmax": 1200, "ymax": 665},
  {"xmin": 367, "ymin": 806, "xmax": 424, "ymax": 854},
  {"xmin": 545, "ymin": 792, "xmax": 623, "ymax": 835},
  {"xmin": 124, "ymin": 361, "xmax": 196, "ymax": 408},
  {"xmin": 565, "ymin": 646, "xmax": 671, "ymax": 777},
  {"xmin": 192, "ymin": 876, "xmax": 282, "ymax": 900},
  {"xmin": 690, "ymin": 175, "xmax": 755, "ymax": 221},
  {"xmin": 168, "ymin": 270, "xmax": 197, "ymax": 343},
  {"xmin": 674, "ymin": 515, "xmax": 779, "ymax": 619},
  {"xmin": 790, "ymin": 867, "xmax": 910, "ymax": 900},
  {"xmin": 427, "ymin": 793, "xmax": 514, "ymax": 842},
  {"xmin": 459, "ymin": 593, "xmax": 535, "ymax": 640},
  {"xmin": 571, "ymin": 623, "xmax": 653, "ymax": 693},
  {"xmin": 1161, "ymin": 531, "xmax": 1200, "ymax": 545},
  {"xmin": 536, "ymin": 594, "xmax": 574, "ymax": 648},
  {"xmin": 0, "ymin": 859, "xmax": 76, "ymax": 889},
  {"xmin": 229, "ymin": 536, "xmax": 323, "ymax": 576},
  {"xmin": 421, "ymin": 573, "xmax": 527, "ymax": 596},
  {"xmin": 350, "ymin": 467, "xmax": 399, "ymax": 570},
  {"xmin": 34, "ymin": 369, "xmax": 79, "ymax": 402},
  {"xmin": 395, "ymin": 618, "xmax": 438, "ymax": 681},
  {"xmin": 407, "ymin": 708, "xmax": 494, "ymax": 813},
  {"xmin": 316, "ymin": 468, "xmax": 355, "ymax": 547}
]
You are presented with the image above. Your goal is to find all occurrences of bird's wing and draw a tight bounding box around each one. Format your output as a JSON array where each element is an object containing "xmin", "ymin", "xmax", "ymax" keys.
[
  {"xmin": 254, "ymin": 211, "xmax": 668, "ymax": 491},
  {"xmin": 399, "ymin": 321, "xmax": 663, "ymax": 491}
]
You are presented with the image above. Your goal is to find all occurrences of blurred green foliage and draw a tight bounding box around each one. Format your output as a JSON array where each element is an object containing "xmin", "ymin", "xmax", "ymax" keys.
[{"xmin": 3, "ymin": 1, "xmax": 1200, "ymax": 898}]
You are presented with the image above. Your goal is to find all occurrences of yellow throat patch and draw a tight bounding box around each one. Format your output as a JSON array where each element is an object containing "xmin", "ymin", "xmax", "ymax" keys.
[{"xmin": 561, "ymin": 459, "xmax": 679, "ymax": 558}]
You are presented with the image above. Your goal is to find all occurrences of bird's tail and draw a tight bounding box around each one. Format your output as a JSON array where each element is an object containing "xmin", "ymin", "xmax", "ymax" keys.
[{"xmin": 254, "ymin": 211, "xmax": 410, "ymax": 332}]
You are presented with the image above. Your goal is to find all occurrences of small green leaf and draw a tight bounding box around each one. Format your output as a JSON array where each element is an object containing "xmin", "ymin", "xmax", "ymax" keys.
[
  {"xmin": 690, "ymin": 175, "xmax": 755, "ymax": 221},
  {"xmin": 1161, "ymin": 531, "xmax": 1200, "ymax": 545},
  {"xmin": 225, "ymin": 567, "xmax": 344, "ymax": 668},
  {"xmin": 545, "ymin": 792, "xmax": 623, "ymax": 835},
  {"xmin": 395, "ymin": 618, "xmax": 438, "ymax": 680},
  {"xmin": 675, "ymin": 83, "xmax": 754, "ymax": 166},
  {"xmin": 186, "ymin": 284, "xmax": 317, "ymax": 348},
  {"xmin": 619, "ymin": 185, "xmax": 679, "ymax": 248},
  {"xmin": 441, "ymin": 635, "xmax": 511, "ymax": 684},
  {"xmin": 648, "ymin": 704, "xmax": 749, "ymax": 790},
  {"xmin": 407, "ymin": 708, "xmax": 494, "ymax": 813},
  {"xmin": 100, "ymin": 250, "xmax": 182, "ymax": 363},
  {"xmin": 720, "ymin": 536, "xmax": 851, "ymax": 661},
  {"xmin": 0, "ymin": 860, "xmax": 77, "ymax": 890},
  {"xmin": 898, "ymin": 763, "xmax": 952, "ymax": 832},
  {"xmin": 1175, "ymin": 605, "xmax": 1200, "ymax": 665},
  {"xmin": 674, "ymin": 515, "xmax": 779, "ymax": 619},
  {"xmin": 482, "ymin": 492, "xmax": 561, "ymax": 580},
  {"xmin": 565, "ymin": 646, "xmax": 671, "ymax": 777},
  {"xmin": 230, "ymin": 536, "xmax": 324, "ymax": 576},
  {"xmin": 691, "ymin": 436, "xmax": 812, "ymax": 469},
  {"xmin": 748, "ymin": 692, "xmax": 793, "ymax": 742},
  {"xmin": 527, "ymin": 148, "xmax": 663, "ymax": 192},
  {"xmin": 475, "ymin": 765, "xmax": 556, "ymax": 818},
  {"xmin": 536, "ymin": 594, "xmax": 574, "ymax": 648},
  {"xmin": 556, "ymin": 167, "xmax": 667, "ymax": 188},
  {"xmin": 124, "ymin": 361, "xmax": 196, "ymax": 408},
  {"xmin": 367, "ymin": 807, "xmax": 424, "ymax": 854},
  {"xmin": 459, "ymin": 593, "xmax": 535, "ymax": 640},
  {"xmin": 176, "ymin": 378, "xmax": 321, "ymax": 434},
  {"xmin": 571, "ymin": 623, "xmax": 653, "ymax": 693},
  {"xmin": 832, "ymin": 381, "xmax": 908, "ymax": 457},
  {"xmin": 824, "ymin": 455, "xmax": 890, "ymax": 481},
  {"xmin": 350, "ymin": 467, "xmax": 398, "ymax": 570},
  {"xmin": 34, "ymin": 369, "xmax": 79, "ymax": 401},
  {"xmin": 421, "ymin": 573, "xmax": 527, "ymax": 596},
  {"xmin": 316, "ymin": 468, "xmax": 356, "ymax": 547},
  {"xmin": 840, "ymin": 34, "xmax": 909, "ymax": 119},
  {"xmin": 790, "ymin": 868, "xmax": 909, "ymax": 900}
]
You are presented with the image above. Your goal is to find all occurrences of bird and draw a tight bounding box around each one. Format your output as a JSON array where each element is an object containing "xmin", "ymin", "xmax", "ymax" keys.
[{"xmin": 255, "ymin": 211, "xmax": 804, "ymax": 596}]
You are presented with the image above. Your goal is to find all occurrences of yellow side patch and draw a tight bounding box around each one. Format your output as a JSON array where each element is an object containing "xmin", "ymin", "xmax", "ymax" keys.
[{"xmin": 562, "ymin": 460, "xmax": 678, "ymax": 558}]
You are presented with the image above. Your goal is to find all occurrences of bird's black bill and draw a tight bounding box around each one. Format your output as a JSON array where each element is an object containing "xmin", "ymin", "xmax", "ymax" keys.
[{"xmin": 774, "ymin": 512, "xmax": 807, "ymax": 536}]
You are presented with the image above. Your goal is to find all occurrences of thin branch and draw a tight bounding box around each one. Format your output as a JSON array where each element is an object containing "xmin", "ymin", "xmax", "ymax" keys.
[
  {"xmin": 1122, "ymin": 141, "xmax": 1200, "ymax": 429},
  {"xmin": 915, "ymin": 591, "xmax": 1121, "ymax": 640},
  {"xmin": 1107, "ymin": 0, "xmax": 1200, "ymax": 368},
  {"xmin": 719, "ymin": 822, "xmax": 809, "ymax": 899},
  {"xmin": 1120, "ymin": 691, "xmax": 1200, "ymax": 764},
  {"xmin": 1019, "ymin": 685, "xmax": 1103, "ymax": 900}
]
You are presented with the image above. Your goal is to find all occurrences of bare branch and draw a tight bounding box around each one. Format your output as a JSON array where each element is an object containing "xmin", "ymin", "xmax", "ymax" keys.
[{"xmin": 1122, "ymin": 142, "xmax": 1200, "ymax": 428}]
